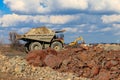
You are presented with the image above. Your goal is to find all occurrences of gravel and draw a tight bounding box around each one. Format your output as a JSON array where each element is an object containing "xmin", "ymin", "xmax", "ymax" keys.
[{"xmin": 0, "ymin": 52, "xmax": 90, "ymax": 80}]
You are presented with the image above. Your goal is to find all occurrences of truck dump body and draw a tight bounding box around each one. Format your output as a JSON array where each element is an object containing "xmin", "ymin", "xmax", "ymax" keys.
[
  {"xmin": 19, "ymin": 34, "xmax": 55, "ymax": 42},
  {"xmin": 16, "ymin": 27, "xmax": 55, "ymax": 42}
]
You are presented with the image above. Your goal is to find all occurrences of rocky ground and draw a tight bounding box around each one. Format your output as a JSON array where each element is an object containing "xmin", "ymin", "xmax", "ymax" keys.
[
  {"xmin": 26, "ymin": 44, "xmax": 120, "ymax": 80},
  {"xmin": 0, "ymin": 48, "xmax": 89, "ymax": 80},
  {"xmin": 0, "ymin": 44, "xmax": 120, "ymax": 80}
]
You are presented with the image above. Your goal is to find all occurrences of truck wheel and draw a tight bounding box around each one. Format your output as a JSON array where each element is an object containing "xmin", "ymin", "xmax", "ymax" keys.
[
  {"xmin": 24, "ymin": 43, "xmax": 30, "ymax": 53},
  {"xmin": 51, "ymin": 41, "xmax": 62, "ymax": 51},
  {"xmin": 29, "ymin": 42, "xmax": 42, "ymax": 51}
]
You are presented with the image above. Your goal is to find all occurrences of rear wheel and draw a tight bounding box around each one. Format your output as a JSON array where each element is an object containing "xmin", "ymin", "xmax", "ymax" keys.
[
  {"xmin": 29, "ymin": 42, "xmax": 42, "ymax": 51},
  {"xmin": 51, "ymin": 41, "xmax": 63, "ymax": 51},
  {"xmin": 24, "ymin": 43, "xmax": 30, "ymax": 53}
]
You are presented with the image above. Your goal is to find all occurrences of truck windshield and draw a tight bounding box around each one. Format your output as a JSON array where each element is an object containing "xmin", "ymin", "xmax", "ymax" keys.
[{"xmin": 56, "ymin": 33, "xmax": 64, "ymax": 39}]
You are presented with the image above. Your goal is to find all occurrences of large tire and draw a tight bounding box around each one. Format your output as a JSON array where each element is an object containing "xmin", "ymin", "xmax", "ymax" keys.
[
  {"xmin": 51, "ymin": 41, "xmax": 63, "ymax": 51},
  {"xmin": 24, "ymin": 43, "xmax": 30, "ymax": 53},
  {"xmin": 29, "ymin": 42, "xmax": 42, "ymax": 51}
]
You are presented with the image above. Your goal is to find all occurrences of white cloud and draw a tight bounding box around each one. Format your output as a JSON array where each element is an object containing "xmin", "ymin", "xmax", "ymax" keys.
[
  {"xmin": 99, "ymin": 24, "xmax": 120, "ymax": 35},
  {"xmin": 99, "ymin": 24, "xmax": 120, "ymax": 36},
  {"xmin": 4, "ymin": 0, "xmax": 88, "ymax": 14},
  {"xmin": 63, "ymin": 27, "xmax": 78, "ymax": 33},
  {"xmin": 49, "ymin": 15, "xmax": 79, "ymax": 24},
  {"xmin": 0, "ymin": 13, "xmax": 29, "ymax": 27},
  {"xmin": 18, "ymin": 27, "xmax": 31, "ymax": 33},
  {"xmin": 88, "ymin": 25, "xmax": 97, "ymax": 32},
  {"xmin": 7, "ymin": 27, "xmax": 30, "ymax": 33},
  {"xmin": 112, "ymin": 24, "xmax": 120, "ymax": 36},
  {"xmin": 62, "ymin": 25, "xmax": 85, "ymax": 33},
  {"xmin": 101, "ymin": 15, "xmax": 120, "ymax": 23},
  {"xmin": 100, "ymin": 27, "xmax": 112, "ymax": 32},
  {"xmin": 0, "ymin": 13, "xmax": 80, "ymax": 27},
  {"xmin": 4, "ymin": 0, "xmax": 120, "ymax": 14},
  {"xmin": 113, "ymin": 24, "xmax": 120, "ymax": 29},
  {"xmin": 4, "ymin": 0, "xmax": 51, "ymax": 14},
  {"xmin": 89, "ymin": 0, "xmax": 120, "ymax": 13},
  {"xmin": 62, "ymin": 24, "xmax": 99, "ymax": 33},
  {"xmin": 57, "ymin": 0, "xmax": 88, "ymax": 10}
]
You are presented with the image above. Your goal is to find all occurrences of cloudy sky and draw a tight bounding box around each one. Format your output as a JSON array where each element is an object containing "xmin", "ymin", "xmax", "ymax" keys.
[{"xmin": 0, "ymin": 0, "xmax": 120, "ymax": 43}]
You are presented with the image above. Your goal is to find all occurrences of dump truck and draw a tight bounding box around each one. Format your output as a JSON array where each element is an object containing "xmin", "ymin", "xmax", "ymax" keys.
[{"xmin": 10, "ymin": 27, "xmax": 65, "ymax": 52}]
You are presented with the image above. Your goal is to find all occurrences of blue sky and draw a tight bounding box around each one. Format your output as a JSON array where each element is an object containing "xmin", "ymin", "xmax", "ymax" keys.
[{"xmin": 0, "ymin": 0, "xmax": 120, "ymax": 43}]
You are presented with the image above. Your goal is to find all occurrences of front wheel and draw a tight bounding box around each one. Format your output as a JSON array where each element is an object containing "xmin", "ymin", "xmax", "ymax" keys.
[
  {"xmin": 29, "ymin": 42, "xmax": 42, "ymax": 51},
  {"xmin": 51, "ymin": 41, "xmax": 63, "ymax": 51}
]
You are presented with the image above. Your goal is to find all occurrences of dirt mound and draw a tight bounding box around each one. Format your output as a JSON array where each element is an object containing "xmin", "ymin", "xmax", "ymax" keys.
[
  {"xmin": 26, "ymin": 27, "xmax": 54, "ymax": 35},
  {"xmin": 26, "ymin": 46, "xmax": 120, "ymax": 80}
]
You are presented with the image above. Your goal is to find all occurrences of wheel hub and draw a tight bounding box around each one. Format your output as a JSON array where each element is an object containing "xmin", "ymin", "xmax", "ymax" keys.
[
  {"xmin": 54, "ymin": 46, "xmax": 60, "ymax": 51},
  {"xmin": 34, "ymin": 45, "xmax": 40, "ymax": 50}
]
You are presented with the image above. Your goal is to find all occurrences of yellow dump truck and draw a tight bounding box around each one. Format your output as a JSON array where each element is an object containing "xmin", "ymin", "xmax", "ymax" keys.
[{"xmin": 10, "ymin": 27, "xmax": 65, "ymax": 52}]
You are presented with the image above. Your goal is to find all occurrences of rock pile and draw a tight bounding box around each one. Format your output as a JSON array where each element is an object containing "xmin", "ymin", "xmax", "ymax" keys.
[
  {"xmin": 26, "ymin": 48, "xmax": 62, "ymax": 68},
  {"xmin": 96, "ymin": 44, "xmax": 120, "ymax": 51},
  {"xmin": 0, "ymin": 44, "xmax": 120, "ymax": 80},
  {"xmin": 26, "ymin": 45, "xmax": 120, "ymax": 80},
  {"xmin": 57, "ymin": 47, "xmax": 120, "ymax": 80},
  {"xmin": 0, "ymin": 52, "xmax": 89, "ymax": 80}
]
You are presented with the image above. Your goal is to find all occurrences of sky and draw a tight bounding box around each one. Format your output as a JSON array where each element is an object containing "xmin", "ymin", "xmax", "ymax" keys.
[{"xmin": 0, "ymin": 0, "xmax": 120, "ymax": 44}]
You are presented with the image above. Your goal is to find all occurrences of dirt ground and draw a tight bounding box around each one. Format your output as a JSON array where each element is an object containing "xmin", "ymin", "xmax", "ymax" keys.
[
  {"xmin": 0, "ymin": 72, "xmax": 32, "ymax": 80},
  {"xmin": 0, "ymin": 44, "xmax": 120, "ymax": 80},
  {"xmin": 0, "ymin": 45, "xmax": 28, "ymax": 80}
]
